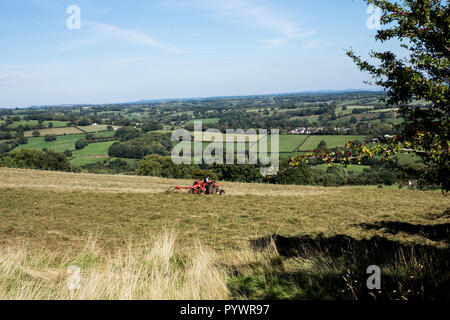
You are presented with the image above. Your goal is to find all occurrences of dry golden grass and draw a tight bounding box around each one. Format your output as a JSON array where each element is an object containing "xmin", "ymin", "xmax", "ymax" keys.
[
  {"xmin": 0, "ymin": 167, "xmax": 333, "ymax": 196},
  {"xmin": 0, "ymin": 167, "xmax": 448, "ymax": 251},
  {"xmin": 23, "ymin": 125, "xmax": 118, "ymax": 137},
  {"xmin": 0, "ymin": 167, "xmax": 448, "ymax": 300},
  {"xmin": 0, "ymin": 231, "xmax": 229, "ymax": 300},
  {"xmin": 23, "ymin": 127, "xmax": 84, "ymax": 137}
]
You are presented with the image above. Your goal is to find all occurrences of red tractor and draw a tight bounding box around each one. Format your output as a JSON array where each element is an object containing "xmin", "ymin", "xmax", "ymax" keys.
[{"xmin": 169, "ymin": 179, "xmax": 225, "ymax": 195}]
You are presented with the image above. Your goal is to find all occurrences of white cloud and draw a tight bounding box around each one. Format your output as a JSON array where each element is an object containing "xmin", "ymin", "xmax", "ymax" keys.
[
  {"xmin": 59, "ymin": 22, "xmax": 182, "ymax": 53},
  {"xmin": 160, "ymin": 0, "xmax": 314, "ymax": 48}
]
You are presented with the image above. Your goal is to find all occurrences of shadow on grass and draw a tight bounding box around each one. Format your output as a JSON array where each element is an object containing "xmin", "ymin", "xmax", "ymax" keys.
[
  {"xmin": 251, "ymin": 234, "xmax": 450, "ymax": 265},
  {"xmin": 355, "ymin": 221, "xmax": 450, "ymax": 243},
  {"xmin": 228, "ymin": 234, "xmax": 450, "ymax": 301}
]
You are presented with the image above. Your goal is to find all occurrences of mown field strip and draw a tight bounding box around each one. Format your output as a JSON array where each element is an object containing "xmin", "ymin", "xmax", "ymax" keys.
[
  {"xmin": 0, "ymin": 168, "xmax": 335, "ymax": 196},
  {"xmin": 23, "ymin": 127, "xmax": 84, "ymax": 137}
]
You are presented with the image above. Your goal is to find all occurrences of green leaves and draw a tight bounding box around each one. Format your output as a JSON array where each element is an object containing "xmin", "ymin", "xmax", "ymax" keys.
[{"xmin": 345, "ymin": 0, "xmax": 449, "ymax": 192}]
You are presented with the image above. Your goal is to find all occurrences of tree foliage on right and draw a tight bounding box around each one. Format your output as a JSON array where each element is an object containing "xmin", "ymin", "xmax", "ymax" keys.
[{"xmin": 347, "ymin": 0, "xmax": 449, "ymax": 191}]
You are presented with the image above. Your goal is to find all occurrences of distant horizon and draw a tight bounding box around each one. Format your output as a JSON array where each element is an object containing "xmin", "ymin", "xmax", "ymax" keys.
[
  {"xmin": 0, "ymin": 1, "xmax": 401, "ymax": 109},
  {"xmin": 0, "ymin": 88, "xmax": 384, "ymax": 110}
]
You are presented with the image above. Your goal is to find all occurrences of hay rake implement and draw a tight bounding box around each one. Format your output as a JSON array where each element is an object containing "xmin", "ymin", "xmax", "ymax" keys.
[{"xmin": 168, "ymin": 180, "xmax": 225, "ymax": 195}]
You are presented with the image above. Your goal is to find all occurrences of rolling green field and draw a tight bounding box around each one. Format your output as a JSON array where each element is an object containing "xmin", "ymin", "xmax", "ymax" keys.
[
  {"xmin": 69, "ymin": 156, "xmax": 109, "ymax": 167},
  {"xmin": 91, "ymin": 130, "xmax": 116, "ymax": 138},
  {"xmin": 342, "ymin": 105, "xmax": 375, "ymax": 110},
  {"xmin": 21, "ymin": 125, "xmax": 117, "ymax": 138},
  {"xmin": 15, "ymin": 131, "xmax": 119, "ymax": 167},
  {"xmin": 175, "ymin": 135, "xmax": 367, "ymax": 159},
  {"xmin": 23, "ymin": 127, "xmax": 84, "ymax": 137},
  {"xmin": 277, "ymin": 135, "xmax": 308, "ymax": 152},
  {"xmin": 301, "ymin": 115, "xmax": 320, "ymax": 122},
  {"xmin": 77, "ymin": 125, "xmax": 114, "ymax": 133},
  {"xmin": 70, "ymin": 141, "xmax": 117, "ymax": 166},
  {"xmin": 186, "ymin": 118, "xmax": 220, "ymax": 125},
  {"xmin": 177, "ymin": 135, "xmax": 304, "ymax": 155},
  {"xmin": 7, "ymin": 120, "xmax": 68, "ymax": 129},
  {"xmin": 72, "ymin": 141, "xmax": 116, "ymax": 157},
  {"xmin": 15, "ymin": 133, "xmax": 87, "ymax": 153},
  {"xmin": 298, "ymin": 135, "xmax": 366, "ymax": 151},
  {"xmin": 262, "ymin": 135, "xmax": 366, "ymax": 157}
]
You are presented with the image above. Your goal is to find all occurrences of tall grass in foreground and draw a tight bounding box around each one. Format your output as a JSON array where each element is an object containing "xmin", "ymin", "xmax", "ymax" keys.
[
  {"xmin": 227, "ymin": 235, "xmax": 450, "ymax": 300},
  {"xmin": 1, "ymin": 232, "xmax": 448, "ymax": 300},
  {"xmin": 0, "ymin": 232, "xmax": 229, "ymax": 300}
]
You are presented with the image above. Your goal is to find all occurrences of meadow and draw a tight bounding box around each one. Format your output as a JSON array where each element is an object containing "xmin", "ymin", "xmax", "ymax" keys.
[
  {"xmin": 16, "ymin": 133, "xmax": 88, "ymax": 153},
  {"xmin": 69, "ymin": 156, "xmax": 110, "ymax": 167},
  {"xmin": 72, "ymin": 141, "xmax": 116, "ymax": 157},
  {"xmin": 23, "ymin": 127, "xmax": 84, "ymax": 137},
  {"xmin": 7, "ymin": 120, "xmax": 68, "ymax": 129},
  {"xmin": 0, "ymin": 168, "xmax": 448, "ymax": 300},
  {"xmin": 22, "ymin": 125, "xmax": 115, "ymax": 138},
  {"xmin": 186, "ymin": 118, "xmax": 220, "ymax": 125},
  {"xmin": 15, "ymin": 130, "xmax": 118, "ymax": 166},
  {"xmin": 70, "ymin": 141, "xmax": 117, "ymax": 166},
  {"xmin": 297, "ymin": 135, "xmax": 366, "ymax": 151},
  {"xmin": 78, "ymin": 125, "xmax": 114, "ymax": 133}
]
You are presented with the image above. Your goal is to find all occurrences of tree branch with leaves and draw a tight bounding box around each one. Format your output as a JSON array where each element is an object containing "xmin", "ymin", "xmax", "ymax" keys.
[{"xmin": 290, "ymin": 0, "xmax": 449, "ymax": 192}]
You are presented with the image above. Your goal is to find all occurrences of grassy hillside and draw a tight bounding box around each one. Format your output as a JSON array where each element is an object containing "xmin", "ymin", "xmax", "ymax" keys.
[
  {"xmin": 7, "ymin": 120, "xmax": 68, "ymax": 129},
  {"xmin": 0, "ymin": 168, "xmax": 448, "ymax": 300}
]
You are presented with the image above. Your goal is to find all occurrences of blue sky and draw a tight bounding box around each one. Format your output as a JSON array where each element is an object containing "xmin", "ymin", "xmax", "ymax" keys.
[{"xmin": 0, "ymin": 0, "xmax": 399, "ymax": 108}]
